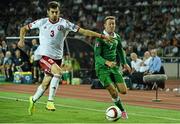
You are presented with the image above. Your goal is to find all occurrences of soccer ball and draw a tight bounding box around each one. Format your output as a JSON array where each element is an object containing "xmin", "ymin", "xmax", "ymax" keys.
[{"xmin": 105, "ymin": 106, "xmax": 121, "ymax": 121}]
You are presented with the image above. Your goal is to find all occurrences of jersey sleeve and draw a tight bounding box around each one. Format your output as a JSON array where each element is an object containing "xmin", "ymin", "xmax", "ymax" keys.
[
  {"xmin": 116, "ymin": 34, "xmax": 127, "ymax": 65},
  {"xmin": 28, "ymin": 19, "xmax": 44, "ymax": 29},
  {"xmin": 65, "ymin": 20, "xmax": 80, "ymax": 32}
]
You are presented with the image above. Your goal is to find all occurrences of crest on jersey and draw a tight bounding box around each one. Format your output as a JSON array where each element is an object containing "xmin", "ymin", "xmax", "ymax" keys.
[
  {"xmin": 95, "ymin": 42, "xmax": 101, "ymax": 47},
  {"xmin": 58, "ymin": 25, "xmax": 64, "ymax": 31}
]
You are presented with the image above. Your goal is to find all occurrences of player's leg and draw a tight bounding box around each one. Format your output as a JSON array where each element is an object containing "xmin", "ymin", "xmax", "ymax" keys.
[
  {"xmin": 98, "ymin": 72, "xmax": 126, "ymax": 116},
  {"xmin": 116, "ymin": 81, "xmax": 128, "ymax": 94},
  {"xmin": 106, "ymin": 83, "xmax": 127, "ymax": 117},
  {"xmin": 111, "ymin": 84, "xmax": 128, "ymax": 119},
  {"xmin": 46, "ymin": 61, "xmax": 62, "ymax": 111},
  {"xmin": 32, "ymin": 74, "xmax": 52, "ymax": 102},
  {"xmin": 113, "ymin": 73, "xmax": 128, "ymax": 119},
  {"xmin": 112, "ymin": 67, "xmax": 128, "ymax": 94},
  {"xmin": 38, "ymin": 56, "xmax": 62, "ymax": 111},
  {"xmin": 28, "ymin": 74, "xmax": 52, "ymax": 115}
]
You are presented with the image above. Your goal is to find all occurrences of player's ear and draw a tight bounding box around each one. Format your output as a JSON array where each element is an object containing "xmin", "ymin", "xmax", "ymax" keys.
[
  {"xmin": 47, "ymin": 10, "xmax": 50, "ymax": 16},
  {"xmin": 104, "ymin": 23, "xmax": 106, "ymax": 28}
]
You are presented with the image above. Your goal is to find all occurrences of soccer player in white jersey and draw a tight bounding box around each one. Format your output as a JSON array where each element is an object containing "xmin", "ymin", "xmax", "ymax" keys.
[{"xmin": 18, "ymin": 1, "xmax": 111, "ymax": 115}]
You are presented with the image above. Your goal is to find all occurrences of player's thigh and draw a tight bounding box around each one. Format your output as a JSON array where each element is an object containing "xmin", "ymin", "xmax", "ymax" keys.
[
  {"xmin": 39, "ymin": 56, "xmax": 62, "ymax": 75},
  {"xmin": 51, "ymin": 63, "xmax": 62, "ymax": 75}
]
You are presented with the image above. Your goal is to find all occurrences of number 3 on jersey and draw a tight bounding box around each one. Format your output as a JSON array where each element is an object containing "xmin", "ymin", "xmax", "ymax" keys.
[{"xmin": 50, "ymin": 30, "xmax": 54, "ymax": 37}]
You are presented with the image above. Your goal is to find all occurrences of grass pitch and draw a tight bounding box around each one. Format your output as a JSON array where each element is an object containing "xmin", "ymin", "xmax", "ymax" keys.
[{"xmin": 0, "ymin": 91, "xmax": 180, "ymax": 123}]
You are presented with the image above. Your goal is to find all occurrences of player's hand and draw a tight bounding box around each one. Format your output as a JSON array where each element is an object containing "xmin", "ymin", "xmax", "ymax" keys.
[
  {"xmin": 18, "ymin": 40, "xmax": 25, "ymax": 48},
  {"xmin": 105, "ymin": 61, "xmax": 116, "ymax": 68},
  {"xmin": 123, "ymin": 64, "xmax": 131, "ymax": 73},
  {"xmin": 101, "ymin": 35, "xmax": 113, "ymax": 42},
  {"xmin": 104, "ymin": 35, "xmax": 113, "ymax": 42}
]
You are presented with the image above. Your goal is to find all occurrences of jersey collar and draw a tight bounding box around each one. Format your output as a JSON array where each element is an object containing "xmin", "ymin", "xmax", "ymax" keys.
[
  {"xmin": 48, "ymin": 18, "xmax": 60, "ymax": 24},
  {"xmin": 103, "ymin": 30, "xmax": 117, "ymax": 38}
]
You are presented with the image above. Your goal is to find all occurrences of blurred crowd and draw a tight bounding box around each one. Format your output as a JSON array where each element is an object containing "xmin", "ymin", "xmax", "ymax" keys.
[
  {"xmin": 0, "ymin": 0, "xmax": 180, "ymax": 83},
  {"xmin": 127, "ymin": 49, "xmax": 165, "ymax": 90},
  {"xmin": 0, "ymin": 0, "xmax": 180, "ymax": 57},
  {"xmin": 0, "ymin": 39, "xmax": 39, "ymax": 82}
]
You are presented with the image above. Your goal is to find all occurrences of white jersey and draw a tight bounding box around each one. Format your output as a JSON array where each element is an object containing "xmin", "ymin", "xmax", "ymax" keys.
[
  {"xmin": 140, "ymin": 57, "xmax": 152, "ymax": 72},
  {"xmin": 28, "ymin": 17, "xmax": 79, "ymax": 60},
  {"xmin": 131, "ymin": 58, "xmax": 142, "ymax": 72}
]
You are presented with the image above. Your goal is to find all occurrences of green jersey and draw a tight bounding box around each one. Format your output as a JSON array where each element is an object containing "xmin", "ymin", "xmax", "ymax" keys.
[{"xmin": 94, "ymin": 33, "xmax": 127, "ymax": 72}]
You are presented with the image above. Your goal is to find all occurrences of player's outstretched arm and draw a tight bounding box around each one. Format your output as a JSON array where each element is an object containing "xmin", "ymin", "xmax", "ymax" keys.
[
  {"xmin": 18, "ymin": 25, "xmax": 29, "ymax": 48},
  {"xmin": 78, "ymin": 28, "xmax": 112, "ymax": 41}
]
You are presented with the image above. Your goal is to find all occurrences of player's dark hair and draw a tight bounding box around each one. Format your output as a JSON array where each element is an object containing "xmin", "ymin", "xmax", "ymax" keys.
[
  {"xmin": 47, "ymin": 1, "xmax": 60, "ymax": 10},
  {"xmin": 104, "ymin": 16, "xmax": 116, "ymax": 23}
]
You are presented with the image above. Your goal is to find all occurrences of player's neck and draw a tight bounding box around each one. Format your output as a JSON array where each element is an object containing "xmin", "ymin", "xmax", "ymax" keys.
[
  {"xmin": 108, "ymin": 32, "xmax": 114, "ymax": 36},
  {"xmin": 49, "ymin": 18, "xmax": 59, "ymax": 24},
  {"xmin": 103, "ymin": 30, "xmax": 114, "ymax": 36}
]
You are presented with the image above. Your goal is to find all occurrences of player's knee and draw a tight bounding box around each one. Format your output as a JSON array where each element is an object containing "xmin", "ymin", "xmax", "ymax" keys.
[
  {"xmin": 41, "ymin": 83, "xmax": 49, "ymax": 90},
  {"xmin": 120, "ymin": 89, "xmax": 127, "ymax": 94},
  {"xmin": 121, "ymin": 91, "xmax": 127, "ymax": 94},
  {"xmin": 54, "ymin": 67, "xmax": 62, "ymax": 75},
  {"xmin": 53, "ymin": 74, "xmax": 61, "ymax": 79},
  {"xmin": 118, "ymin": 84, "xmax": 128, "ymax": 94},
  {"xmin": 41, "ymin": 80, "xmax": 51, "ymax": 90},
  {"xmin": 51, "ymin": 64, "xmax": 62, "ymax": 75}
]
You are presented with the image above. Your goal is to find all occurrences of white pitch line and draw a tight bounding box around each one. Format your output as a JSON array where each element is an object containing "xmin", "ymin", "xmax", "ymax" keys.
[
  {"xmin": 0, "ymin": 96, "xmax": 180, "ymax": 122},
  {"xmin": 0, "ymin": 96, "xmax": 103, "ymax": 113}
]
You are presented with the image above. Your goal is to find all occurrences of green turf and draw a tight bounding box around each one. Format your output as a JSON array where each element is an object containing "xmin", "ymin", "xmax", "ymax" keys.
[{"xmin": 0, "ymin": 91, "xmax": 180, "ymax": 123}]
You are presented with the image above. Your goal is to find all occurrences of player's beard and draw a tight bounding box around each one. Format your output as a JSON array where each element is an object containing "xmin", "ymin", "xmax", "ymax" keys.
[{"xmin": 51, "ymin": 16, "xmax": 58, "ymax": 22}]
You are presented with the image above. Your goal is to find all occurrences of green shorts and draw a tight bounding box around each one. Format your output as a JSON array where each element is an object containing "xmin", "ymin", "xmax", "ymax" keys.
[{"xmin": 97, "ymin": 66, "xmax": 125, "ymax": 87}]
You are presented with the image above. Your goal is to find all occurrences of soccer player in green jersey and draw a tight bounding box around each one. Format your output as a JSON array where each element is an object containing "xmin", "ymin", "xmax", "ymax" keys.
[{"xmin": 94, "ymin": 16, "xmax": 131, "ymax": 119}]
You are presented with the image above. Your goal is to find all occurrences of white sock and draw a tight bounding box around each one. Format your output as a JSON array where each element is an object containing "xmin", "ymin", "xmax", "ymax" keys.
[
  {"xmin": 32, "ymin": 85, "xmax": 46, "ymax": 102},
  {"xmin": 48, "ymin": 75, "xmax": 61, "ymax": 101}
]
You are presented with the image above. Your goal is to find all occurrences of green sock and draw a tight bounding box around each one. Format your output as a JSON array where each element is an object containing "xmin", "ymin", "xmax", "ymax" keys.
[{"xmin": 113, "ymin": 97, "xmax": 125, "ymax": 111}]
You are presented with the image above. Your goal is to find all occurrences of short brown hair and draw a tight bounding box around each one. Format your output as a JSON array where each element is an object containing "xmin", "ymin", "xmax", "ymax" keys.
[
  {"xmin": 47, "ymin": 1, "xmax": 60, "ymax": 10},
  {"xmin": 104, "ymin": 16, "xmax": 116, "ymax": 23}
]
